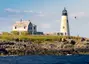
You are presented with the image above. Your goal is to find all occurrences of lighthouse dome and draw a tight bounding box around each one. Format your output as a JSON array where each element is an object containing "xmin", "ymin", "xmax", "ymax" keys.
[{"xmin": 62, "ymin": 8, "xmax": 67, "ymax": 16}]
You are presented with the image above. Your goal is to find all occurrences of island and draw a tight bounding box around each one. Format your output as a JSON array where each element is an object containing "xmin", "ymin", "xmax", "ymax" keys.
[{"xmin": 0, "ymin": 31, "xmax": 89, "ymax": 56}]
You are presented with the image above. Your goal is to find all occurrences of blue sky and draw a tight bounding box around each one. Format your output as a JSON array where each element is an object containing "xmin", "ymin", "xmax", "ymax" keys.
[{"xmin": 0, "ymin": 0, "xmax": 89, "ymax": 37}]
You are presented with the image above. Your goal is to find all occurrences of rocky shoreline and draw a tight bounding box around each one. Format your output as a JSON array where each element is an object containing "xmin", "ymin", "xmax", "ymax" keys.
[{"xmin": 0, "ymin": 37, "xmax": 89, "ymax": 56}]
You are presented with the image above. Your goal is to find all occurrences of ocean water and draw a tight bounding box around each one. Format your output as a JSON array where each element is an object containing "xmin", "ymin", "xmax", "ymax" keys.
[{"xmin": 0, "ymin": 55, "xmax": 89, "ymax": 64}]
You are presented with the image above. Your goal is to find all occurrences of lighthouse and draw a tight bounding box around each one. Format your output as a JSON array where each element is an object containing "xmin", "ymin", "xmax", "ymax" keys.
[{"xmin": 60, "ymin": 8, "xmax": 70, "ymax": 36}]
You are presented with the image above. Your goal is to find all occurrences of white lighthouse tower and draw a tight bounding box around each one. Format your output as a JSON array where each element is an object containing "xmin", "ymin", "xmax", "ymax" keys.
[{"xmin": 60, "ymin": 8, "xmax": 70, "ymax": 36}]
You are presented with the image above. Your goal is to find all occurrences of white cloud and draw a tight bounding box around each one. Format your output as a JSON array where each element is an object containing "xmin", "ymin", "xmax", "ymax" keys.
[
  {"xmin": 37, "ymin": 11, "xmax": 42, "ymax": 14},
  {"xmin": 5, "ymin": 8, "xmax": 20, "ymax": 13},
  {"xmin": 5, "ymin": 8, "xmax": 34, "ymax": 13},
  {"xmin": 4, "ymin": 8, "xmax": 49, "ymax": 17},
  {"xmin": 70, "ymin": 12, "xmax": 87, "ymax": 18},
  {"xmin": 56, "ymin": 19, "xmax": 60, "ymax": 22},
  {"xmin": 36, "ymin": 11, "xmax": 45, "ymax": 17},
  {"xmin": 23, "ymin": 10, "xmax": 33, "ymax": 13},
  {"xmin": 37, "ymin": 14, "xmax": 45, "ymax": 17},
  {"xmin": 40, "ymin": 23, "xmax": 51, "ymax": 28}
]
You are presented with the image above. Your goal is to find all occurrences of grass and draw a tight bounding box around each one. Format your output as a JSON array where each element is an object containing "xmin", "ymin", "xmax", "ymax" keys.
[{"xmin": 0, "ymin": 34, "xmax": 82, "ymax": 42}]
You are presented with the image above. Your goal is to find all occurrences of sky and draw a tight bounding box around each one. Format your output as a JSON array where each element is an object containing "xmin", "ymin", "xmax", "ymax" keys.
[{"xmin": 0, "ymin": 0, "xmax": 89, "ymax": 37}]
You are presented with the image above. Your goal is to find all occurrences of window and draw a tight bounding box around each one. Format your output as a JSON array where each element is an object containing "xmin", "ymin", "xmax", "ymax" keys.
[
  {"xmin": 63, "ymin": 26, "xmax": 65, "ymax": 29},
  {"xmin": 24, "ymin": 26, "xmax": 26, "ymax": 29},
  {"xmin": 29, "ymin": 27, "xmax": 32, "ymax": 30},
  {"xmin": 60, "ymin": 33, "xmax": 63, "ymax": 35},
  {"xmin": 65, "ymin": 33, "xmax": 66, "ymax": 35},
  {"xmin": 15, "ymin": 26, "xmax": 17, "ymax": 29},
  {"xmin": 34, "ymin": 26, "xmax": 36, "ymax": 30}
]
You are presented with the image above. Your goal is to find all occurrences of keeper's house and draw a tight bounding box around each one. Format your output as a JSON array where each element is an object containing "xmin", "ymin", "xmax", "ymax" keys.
[{"xmin": 12, "ymin": 20, "xmax": 42, "ymax": 35}]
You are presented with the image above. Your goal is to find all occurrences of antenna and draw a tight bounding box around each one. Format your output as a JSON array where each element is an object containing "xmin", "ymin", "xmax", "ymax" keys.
[
  {"xmin": 64, "ymin": 7, "xmax": 66, "ymax": 10},
  {"xmin": 28, "ymin": 20, "xmax": 30, "ymax": 21},
  {"xmin": 20, "ymin": 19, "xmax": 22, "ymax": 22}
]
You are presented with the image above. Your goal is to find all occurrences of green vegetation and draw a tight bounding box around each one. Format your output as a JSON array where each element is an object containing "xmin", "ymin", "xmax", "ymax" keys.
[{"xmin": 0, "ymin": 31, "xmax": 82, "ymax": 42}]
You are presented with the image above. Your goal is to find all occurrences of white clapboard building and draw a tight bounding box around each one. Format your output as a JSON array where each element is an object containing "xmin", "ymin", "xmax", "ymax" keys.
[{"xmin": 12, "ymin": 20, "xmax": 37, "ymax": 34}]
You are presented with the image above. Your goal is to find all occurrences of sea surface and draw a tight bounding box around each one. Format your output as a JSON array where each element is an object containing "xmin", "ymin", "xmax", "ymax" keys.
[{"xmin": 0, "ymin": 55, "xmax": 89, "ymax": 64}]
